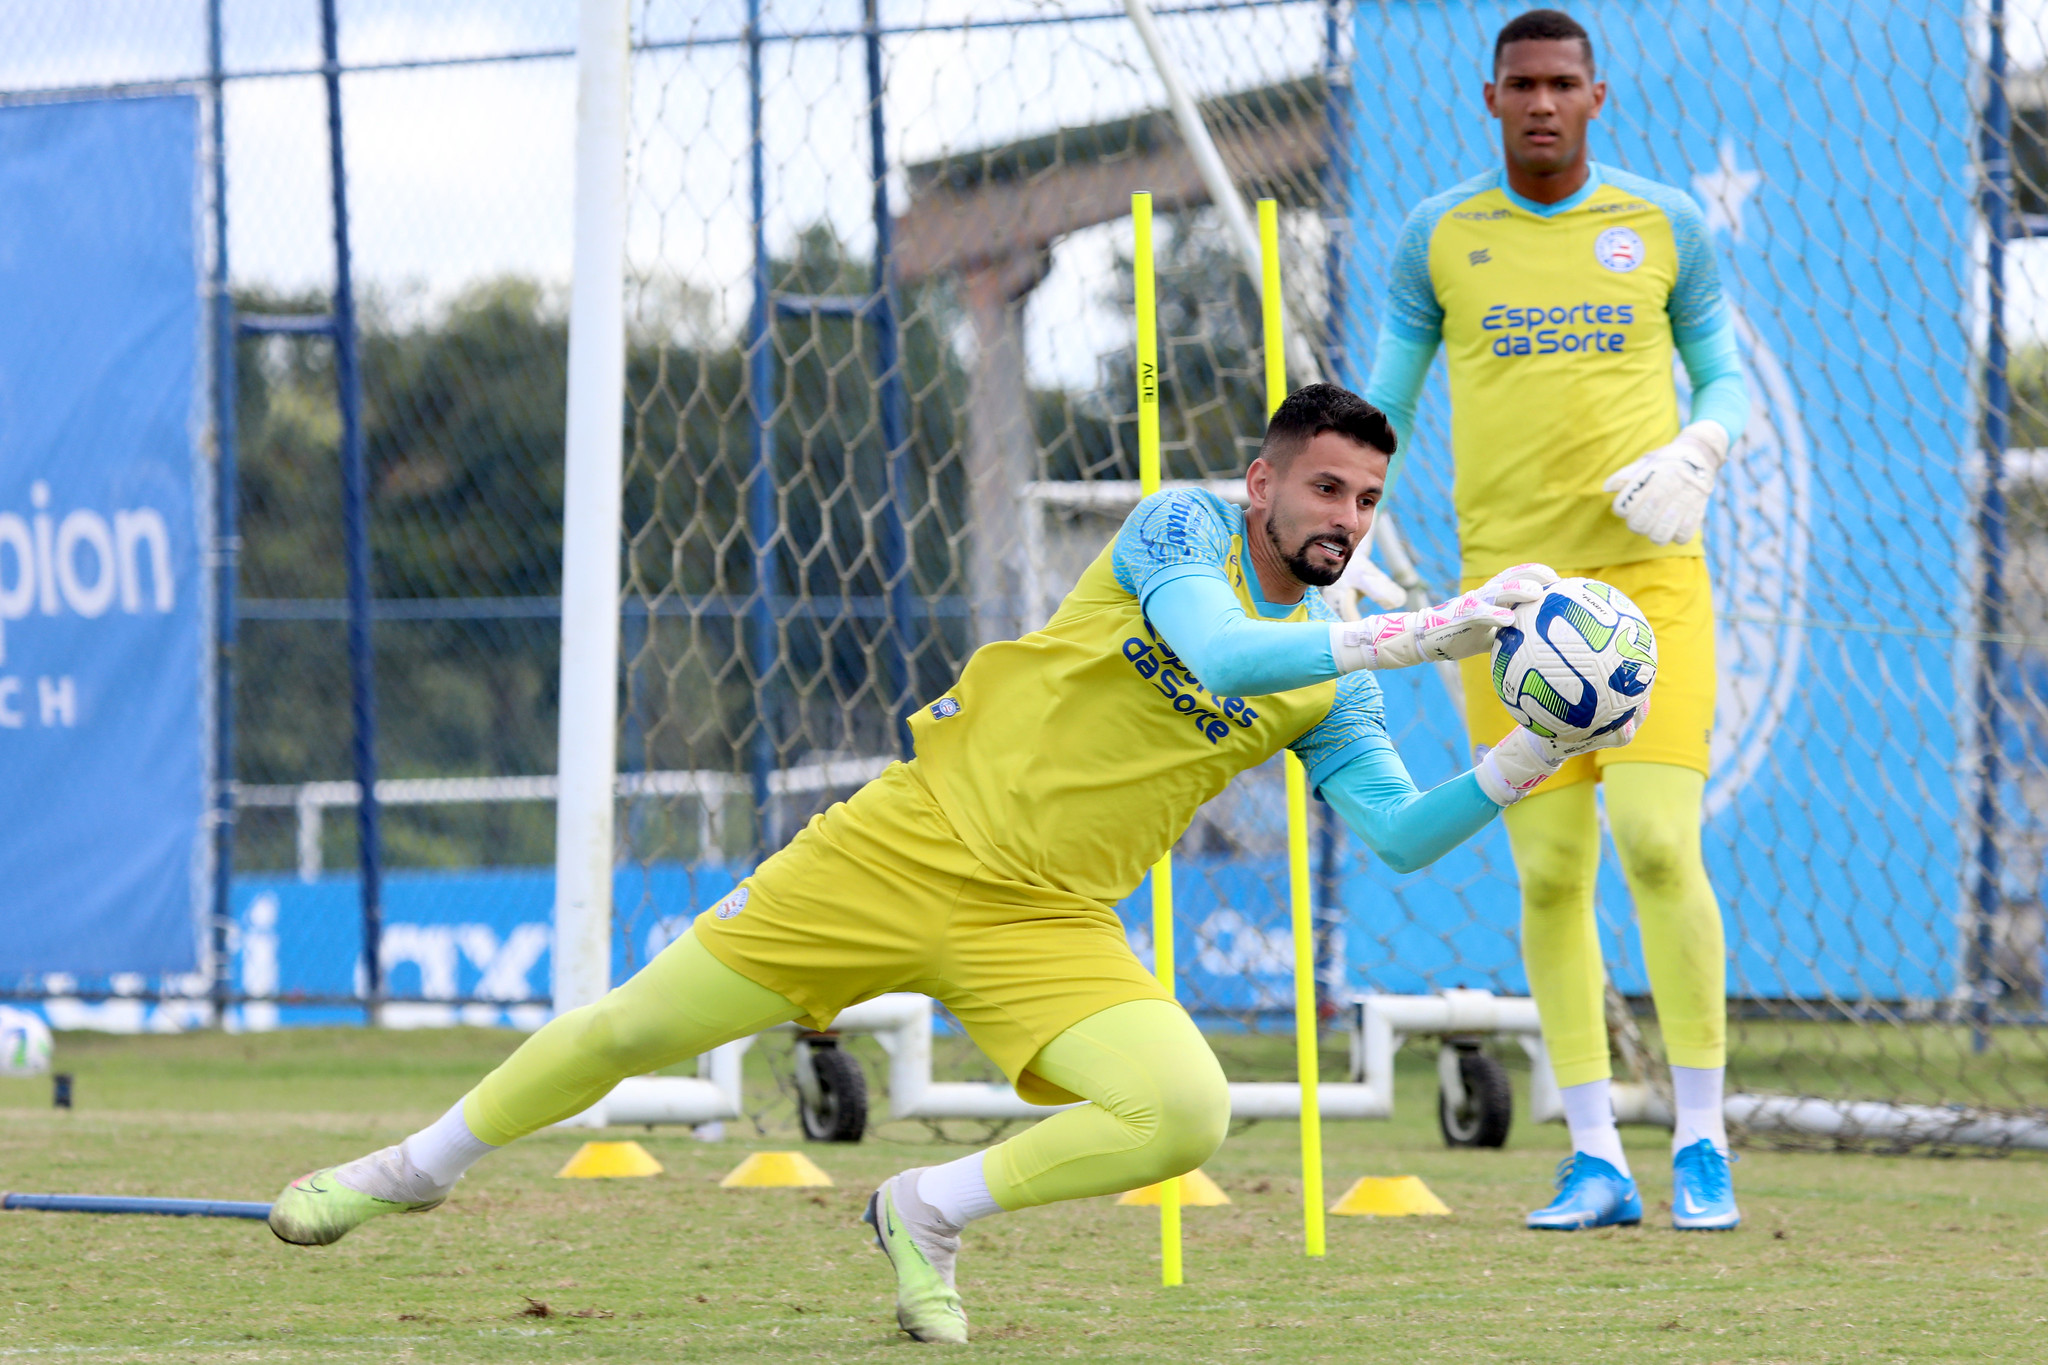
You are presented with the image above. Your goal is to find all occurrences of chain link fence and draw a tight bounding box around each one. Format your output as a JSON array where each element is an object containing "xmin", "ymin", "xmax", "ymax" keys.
[{"xmin": 1, "ymin": 0, "xmax": 2044, "ymax": 1145}]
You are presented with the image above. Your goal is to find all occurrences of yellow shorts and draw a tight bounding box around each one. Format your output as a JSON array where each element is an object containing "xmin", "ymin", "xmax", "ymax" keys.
[
  {"xmin": 1459, "ymin": 556, "xmax": 1715, "ymax": 792},
  {"xmin": 691, "ymin": 759, "xmax": 1177, "ymax": 1105}
]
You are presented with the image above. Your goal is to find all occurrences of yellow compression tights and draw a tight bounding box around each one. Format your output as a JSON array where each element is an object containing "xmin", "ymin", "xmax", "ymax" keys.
[
  {"xmin": 1503, "ymin": 762, "xmax": 1725, "ymax": 1089},
  {"xmin": 463, "ymin": 928, "xmax": 804, "ymax": 1145},
  {"xmin": 461, "ymin": 934, "xmax": 1231, "ymax": 1209},
  {"xmin": 984, "ymin": 998, "xmax": 1230, "ymax": 1210}
]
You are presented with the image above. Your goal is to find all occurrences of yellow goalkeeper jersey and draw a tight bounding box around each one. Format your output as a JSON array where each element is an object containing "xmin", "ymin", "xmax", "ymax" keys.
[
  {"xmin": 906, "ymin": 488, "xmax": 1388, "ymax": 905},
  {"xmin": 1384, "ymin": 164, "xmax": 1729, "ymax": 577}
]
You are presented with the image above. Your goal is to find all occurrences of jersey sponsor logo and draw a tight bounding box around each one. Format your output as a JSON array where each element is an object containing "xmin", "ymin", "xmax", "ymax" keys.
[
  {"xmin": 1481, "ymin": 301, "xmax": 1635, "ymax": 357},
  {"xmin": 1587, "ymin": 199, "xmax": 1648, "ymax": 214},
  {"xmin": 1595, "ymin": 225, "xmax": 1645, "ymax": 272},
  {"xmin": 1452, "ymin": 208, "xmax": 1510, "ymax": 220},
  {"xmin": 1468, "ymin": 248, "xmax": 1491, "ymax": 265},
  {"xmin": 929, "ymin": 697, "xmax": 961, "ymax": 719},
  {"xmin": 1121, "ymin": 628, "xmax": 1260, "ymax": 746},
  {"xmin": 712, "ymin": 887, "xmax": 750, "ymax": 920}
]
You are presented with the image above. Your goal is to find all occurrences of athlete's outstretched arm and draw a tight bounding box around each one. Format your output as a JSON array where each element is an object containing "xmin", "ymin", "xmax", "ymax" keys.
[
  {"xmin": 1676, "ymin": 315, "xmax": 1749, "ymax": 446},
  {"xmin": 1142, "ymin": 557, "xmax": 1550, "ymax": 692},
  {"xmin": 1319, "ymin": 738, "xmax": 1499, "ymax": 875},
  {"xmin": 1308, "ymin": 702, "xmax": 1650, "ymax": 875}
]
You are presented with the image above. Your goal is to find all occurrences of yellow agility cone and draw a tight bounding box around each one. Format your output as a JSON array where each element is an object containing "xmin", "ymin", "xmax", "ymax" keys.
[
  {"xmin": 556, "ymin": 1140, "xmax": 663, "ymax": 1179},
  {"xmin": 1329, "ymin": 1174, "xmax": 1451, "ymax": 1217},
  {"xmin": 719, "ymin": 1151, "xmax": 834, "ymax": 1188},
  {"xmin": 1116, "ymin": 1168, "xmax": 1231, "ymax": 1206}
]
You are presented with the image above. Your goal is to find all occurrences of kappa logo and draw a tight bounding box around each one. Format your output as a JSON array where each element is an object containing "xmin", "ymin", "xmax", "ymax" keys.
[
  {"xmin": 929, "ymin": 697, "xmax": 961, "ymax": 719},
  {"xmin": 713, "ymin": 887, "xmax": 751, "ymax": 920},
  {"xmin": 1594, "ymin": 225, "xmax": 1645, "ymax": 273},
  {"xmin": 1468, "ymin": 248, "xmax": 1491, "ymax": 266}
]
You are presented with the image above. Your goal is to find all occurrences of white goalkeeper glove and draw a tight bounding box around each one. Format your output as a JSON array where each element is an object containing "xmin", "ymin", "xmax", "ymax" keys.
[
  {"xmin": 1472, "ymin": 702, "xmax": 1650, "ymax": 806},
  {"xmin": 1329, "ymin": 562, "xmax": 1559, "ymax": 672},
  {"xmin": 1334, "ymin": 552, "xmax": 1408, "ymax": 611},
  {"xmin": 1602, "ymin": 420, "xmax": 1730, "ymax": 546}
]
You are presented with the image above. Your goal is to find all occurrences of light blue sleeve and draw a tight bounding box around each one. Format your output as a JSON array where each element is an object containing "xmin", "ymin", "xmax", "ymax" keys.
[
  {"xmin": 1383, "ymin": 200, "xmax": 1447, "ymax": 345},
  {"xmin": 1605, "ymin": 169, "xmax": 1752, "ymax": 448},
  {"xmin": 1143, "ymin": 571, "xmax": 1337, "ymax": 698},
  {"xmin": 1677, "ymin": 314, "xmax": 1750, "ymax": 446},
  {"xmin": 1363, "ymin": 325, "xmax": 1435, "ymax": 495},
  {"xmin": 1318, "ymin": 737, "xmax": 1501, "ymax": 875}
]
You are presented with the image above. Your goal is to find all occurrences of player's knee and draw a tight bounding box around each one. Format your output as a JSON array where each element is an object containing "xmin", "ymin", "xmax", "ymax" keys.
[
  {"xmin": 565, "ymin": 991, "xmax": 676, "ymax": 1077},
  {"xmin": 1614, "ymin": 821, "xmax": 1701, "ymax": 897},
  {"xmin": 1517, "ymin": 848, "xmax": 1592, "ymax": 916},
  {"xmin": 1140, "ymin": 1056, "xmax": 1231, "ymax": 1180}
]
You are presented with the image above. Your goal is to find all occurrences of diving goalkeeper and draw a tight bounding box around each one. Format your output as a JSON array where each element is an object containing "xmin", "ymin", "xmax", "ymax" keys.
[
  {"xmin": 267, "ymin": 384, "xmax": 1634, "ymax": 1345},
  {"xmin": 1365, "ymin": 9, "xmax": 1751, "ymax": 1231}
]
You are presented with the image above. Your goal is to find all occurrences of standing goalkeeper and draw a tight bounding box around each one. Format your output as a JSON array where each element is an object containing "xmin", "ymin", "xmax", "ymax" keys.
[{"xmin": 1366, "ymin": 8, "xmax": 1750, "ymax": 1231}]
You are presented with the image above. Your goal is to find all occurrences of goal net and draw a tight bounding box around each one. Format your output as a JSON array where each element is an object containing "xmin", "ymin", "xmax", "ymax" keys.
[{"xmin": 616, "ymin": 0, "xmax": 2047, "ymax": 1146}]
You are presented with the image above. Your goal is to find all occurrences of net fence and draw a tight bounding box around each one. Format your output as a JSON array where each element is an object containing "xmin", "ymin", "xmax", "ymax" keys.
[{"xmin": 0, "ymin": 0, "xmax": 2043, "ymax": 1145}]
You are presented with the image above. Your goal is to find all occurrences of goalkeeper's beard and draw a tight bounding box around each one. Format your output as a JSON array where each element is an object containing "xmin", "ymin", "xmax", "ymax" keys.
[{"xmin": 1263, "ymin": 513, "xmax": 1351, "ymax": 589}]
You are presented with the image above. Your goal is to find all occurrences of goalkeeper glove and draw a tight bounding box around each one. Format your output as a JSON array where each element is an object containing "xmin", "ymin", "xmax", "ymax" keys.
[
  {"xmin": 1602, "ymin": 420, "xmax": 1729, "ymax": 546},
  {"xmin": 1329, "ymin": 562, "xmax": 1558, "ymax": 672},
  {"xmin": 1472, "ymin": 703, "xmax": 1649, "ymax": 806}
]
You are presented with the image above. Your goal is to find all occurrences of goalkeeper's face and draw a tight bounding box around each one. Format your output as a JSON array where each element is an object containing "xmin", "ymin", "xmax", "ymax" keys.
[
  {"xmin": 1484, "ymin": 40, "xmax": 1606, "ymax": 180},
  {"xmin": 1248, "ymin": 431, "xmax": 1388, "ymax": 589}
]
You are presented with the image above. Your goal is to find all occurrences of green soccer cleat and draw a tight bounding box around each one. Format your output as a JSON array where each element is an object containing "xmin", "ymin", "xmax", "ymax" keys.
[
  {"xmin": 863, "ymin": 1170, "xmax": 968, "ymax": 1344},
  {"xmin": 267, "ymin": 1147, "xmax": 445, "ymax": 1247}
]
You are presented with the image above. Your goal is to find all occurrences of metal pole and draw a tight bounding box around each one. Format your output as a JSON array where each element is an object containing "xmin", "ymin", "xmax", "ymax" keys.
[
  {"xmin": 1313, "ymin": 0, "xmax": 1347, "ymax": 1012},
  {"xmin": 319, "ymin": 0, "xmax": 382, "ymax": 1025},
  {"xmin": 205, "ymin": 0, "xmax": 239, "ymax": 1029},
  {"xmin": 554, "ymin": 0, "xmax": 631, "ymax": 1015},
  {"xmin": 866, "ymin": 0, "xmax": 914, "ymax": 757},
  {"xmin": 1972, "ymin": 0, "xmax": 2013, "ymax": 1051},
  {"xmin": 746, "ymin": 0, "xmax": 778, "ymax": 854}
]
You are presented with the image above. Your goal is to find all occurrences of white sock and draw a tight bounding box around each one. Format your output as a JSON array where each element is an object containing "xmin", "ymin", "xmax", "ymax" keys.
[
  {"xmin": 1559, "ymin": 1078, "xmax": 1631, "ymax": 1176},
  {"xmin": 1670, "ymin": 1064, "xmax": 1728, "ymax": 1155},
  {"xmin": 400, "ymin": 1100, "xmax": 498, "ymax": 1189},
  {"xmin": 915, "ymin": 1152, "xmax": 1002, "ymax": 1229}
]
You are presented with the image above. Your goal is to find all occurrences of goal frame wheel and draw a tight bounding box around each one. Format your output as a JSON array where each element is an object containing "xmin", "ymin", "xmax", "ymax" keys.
[
  {"xmin": 793, "ymin": 1033, "xmax": 869, "ymax": 1143},
  {"xmin": 1437, "ymin": 1040, "xmax": 1513, "ymax": 1148}
]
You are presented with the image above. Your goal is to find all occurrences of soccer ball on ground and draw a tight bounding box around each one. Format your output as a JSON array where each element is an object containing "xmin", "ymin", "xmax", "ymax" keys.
[
  {"xmin": 0, "ymin": 1006, "xmax": 53, "ymax": 1078},
  {"xmin": 1489, "ymin": 577, "xmax": 1657, "ymax": 743}
]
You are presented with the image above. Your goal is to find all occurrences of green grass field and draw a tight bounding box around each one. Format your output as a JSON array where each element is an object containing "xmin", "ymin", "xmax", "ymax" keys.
[{"xmin": 0, "ymin": 1027, "xmax": 2042, "ymax": 1363}]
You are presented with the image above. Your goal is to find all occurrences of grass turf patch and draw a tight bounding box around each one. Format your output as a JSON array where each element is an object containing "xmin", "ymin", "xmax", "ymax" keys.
[{"xmin": 0, "ymin": 1027, "xmax": 2040, "ymax": 1362}]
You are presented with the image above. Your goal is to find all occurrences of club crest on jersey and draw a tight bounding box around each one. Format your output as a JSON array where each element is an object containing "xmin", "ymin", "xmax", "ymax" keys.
[
  {"xmin": 713, "ymin": 887, "xmax": 750, "ymax": 920},
  {"xmin": 1594, "ymin": 225, "xmax": 1644, "ymax": 273},
  {"xmin": 929, "ymin": 697, "xmax": 962, "ymax": 719}
]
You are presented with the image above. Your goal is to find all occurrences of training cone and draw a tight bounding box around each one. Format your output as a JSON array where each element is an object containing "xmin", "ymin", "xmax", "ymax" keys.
[
  {"xmin": 719, "ymin": 1151, "xmax": 835, "ymax": 1188},
  {"xmin": 1329, "ymin": 1174, "xmax": 1451, "ymax": 1217},
  {"xmin": 1116, "ymin": 1168, "xmax": 1231, "ymax": 1206},
  {"xmin": 556, "ymin": 1140, "xmax": 663, "ymax": 1179}
]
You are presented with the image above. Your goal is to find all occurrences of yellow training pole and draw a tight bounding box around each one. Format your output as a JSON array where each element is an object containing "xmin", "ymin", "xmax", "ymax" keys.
[
  {"xmin": 1133, "ymin": 190, "xmax": 1183, "ymax": 1288},
  {"xmin": 1260, "ymin": 197, "xmax": 1326, "ymax": 1258}
]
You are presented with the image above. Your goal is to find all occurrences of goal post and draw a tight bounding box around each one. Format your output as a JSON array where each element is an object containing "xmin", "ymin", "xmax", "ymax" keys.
[{"xmin": 553, "ymin": 0, "xmax": 632, "ymax": 1017}]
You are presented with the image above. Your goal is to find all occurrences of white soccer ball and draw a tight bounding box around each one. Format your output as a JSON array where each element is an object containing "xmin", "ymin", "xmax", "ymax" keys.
[
  {"xmin": 1489, "ymin": 577, "xmax": 1657, "ymax": 743},
  {"xmin": 0, "ymin": 1007, "xmax": 52, "ymax": 1078}
]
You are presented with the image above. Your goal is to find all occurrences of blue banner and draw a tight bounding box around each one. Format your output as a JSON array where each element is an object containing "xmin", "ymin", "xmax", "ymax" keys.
[
  {"xmin": 0, "ymin": 96, "xmax": 208, "ymax": 976},
  {"xmin": 1340, "ymin": 4, "xmax": 1972, "ymax": 1002}
]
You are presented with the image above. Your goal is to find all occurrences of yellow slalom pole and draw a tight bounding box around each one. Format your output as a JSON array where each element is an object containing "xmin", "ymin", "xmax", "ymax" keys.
[
  {"xmin": 1260, "ymin": 197, "xmax": 1326, "ymax": 1258},
  {"xmin": 1133, "ymin": 190, "xmax": 1183, "ymax": 1288}
]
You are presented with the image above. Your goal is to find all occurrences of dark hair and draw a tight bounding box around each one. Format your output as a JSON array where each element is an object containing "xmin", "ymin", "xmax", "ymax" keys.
[
  {"xmin": 1493, "ymin": 9, "xmax": 1595, "ymax": 74},
  {"xmin": 1257, "ymin": 383, "xmax": 1395, "ymax": 466}
]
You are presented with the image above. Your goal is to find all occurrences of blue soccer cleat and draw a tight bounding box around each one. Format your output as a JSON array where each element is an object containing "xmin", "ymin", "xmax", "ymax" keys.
[
  {"xmin": 1525, "ymin": 1153, "xmax": 1643, "ymax": 1230},
  {"xmin": 1670, "ymin": 1139, "xmax": 1741, "ymax": 1231}
]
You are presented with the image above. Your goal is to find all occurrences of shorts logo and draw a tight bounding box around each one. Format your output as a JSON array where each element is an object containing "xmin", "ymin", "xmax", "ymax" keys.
[
  {"xmin": 713, "ymin": 887, "xmax": 750, "ymax": 920},
  {"xmin": 929, "ymin": 697, "xmax": 962, "ymax": 719},
  {"xmin": 1594, "ymin": 226, "xmax": 1644, "ymax": 273}
]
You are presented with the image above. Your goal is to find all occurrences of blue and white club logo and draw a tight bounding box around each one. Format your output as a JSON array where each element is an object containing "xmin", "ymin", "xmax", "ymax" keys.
[
  {"xmin": 929, "ymin": 697, "xmax": 962, "ymax": 719},
  {"xmin": 1594, "ymin": 225, "xmax": 1644, "ymax": 272},
  {"xmin": 713, "ymin": 887, "xmax": 750, "ymax": 920}
]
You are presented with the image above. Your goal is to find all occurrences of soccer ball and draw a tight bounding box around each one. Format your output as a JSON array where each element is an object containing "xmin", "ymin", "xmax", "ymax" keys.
[
  {"xmin": 0, "ymin": 1007, "xmax": 51, "ymax": 1078},
  {"xmin": 1489, "ymin": 577, "xmax": 1657, "ymax": 743}
]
